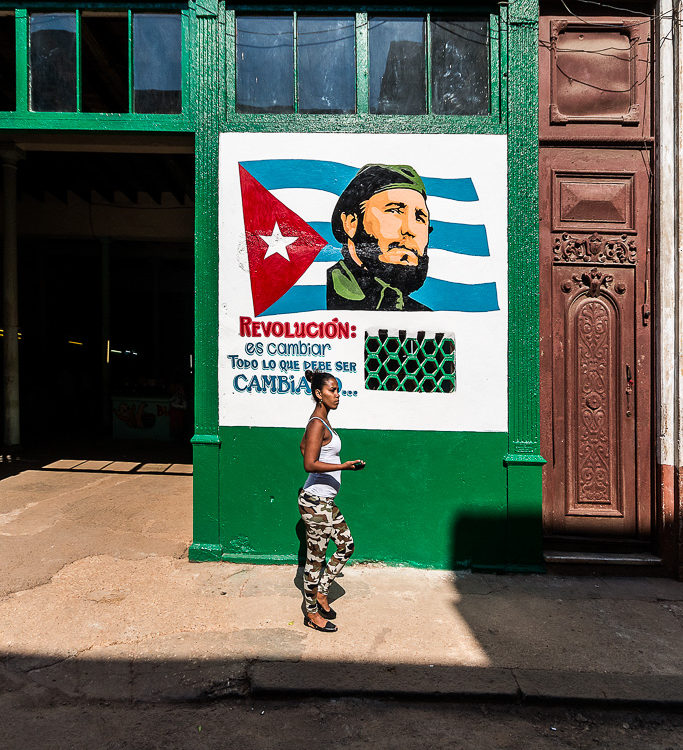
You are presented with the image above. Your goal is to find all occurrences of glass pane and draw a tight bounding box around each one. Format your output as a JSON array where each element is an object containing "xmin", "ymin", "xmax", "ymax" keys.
[
  {"xmin": 369, "ymin": 17, "xmax": 425, "ymax": 115},
  {"xmin": 431, "ymin": 19, "xmax": 489, "ymax": 115},
  {"xmin": 297, "ymin": 16, "xmax": 355, "ymax": 114},
  {"xmin": 0, "ymin": 14, "xmax": 16, "ymax": 111},
  {"xmin": 133, "ymin": 13, "xmax": 182, "ymax": 114},
  {"xmin": 236, "ymin": 16, "xmax": 293, "ymax": 114},
  {"xmin": 82, "ymin": 13, "xmax": 128, "ymax": 113},
  {"xmin": 30, "ymin": 13, "xmax": 77, "ymax": 112}
]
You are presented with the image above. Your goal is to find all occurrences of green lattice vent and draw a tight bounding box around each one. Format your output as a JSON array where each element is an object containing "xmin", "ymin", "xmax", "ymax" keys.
[{"xmin": 364, "ymin": 329, "xmax": 456, "ymax": 393}]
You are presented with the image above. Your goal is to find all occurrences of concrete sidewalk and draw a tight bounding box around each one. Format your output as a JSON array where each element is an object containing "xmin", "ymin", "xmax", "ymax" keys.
[{"xmin": 1, "ymin": 464, "xmax": 682, "ymax": 706}]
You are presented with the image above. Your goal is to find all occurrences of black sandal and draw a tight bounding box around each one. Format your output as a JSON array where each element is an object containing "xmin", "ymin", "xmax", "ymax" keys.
[
  {"xmin": 317, "ymin": 601, "xmax": 337, "ymax": 620},
  {"xmin": 304, "ymin": 616, "xmax": 337, "ymax": 633}
]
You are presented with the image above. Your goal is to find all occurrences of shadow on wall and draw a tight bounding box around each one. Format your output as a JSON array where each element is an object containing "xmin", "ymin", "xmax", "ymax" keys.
[
  {"xmin": 292, "ymin": 509, "xmax": 544, "ymax": 574},
  {"xmin": 451, "ymin": 511, "xmax": 544, "ymax": 574}
]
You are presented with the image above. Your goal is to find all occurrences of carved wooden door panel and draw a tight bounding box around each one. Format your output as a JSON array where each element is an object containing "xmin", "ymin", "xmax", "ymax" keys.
[
  {"xmin": 540, "ymin": 148, "xmax": 651, "ymax": 538},
  {"xmin": 539, "ymin": 11, "xmax": 653, "ymax": 542}
]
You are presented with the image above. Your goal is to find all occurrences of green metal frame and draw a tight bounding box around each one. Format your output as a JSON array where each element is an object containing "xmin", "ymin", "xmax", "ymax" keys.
[
  {"xmin": 189, "ymin": 0, "xmax": 543, "ymax": 570},
  {"xmin": 0, "ymin": 3, "xmax": 192, "ymax": 130},
  {"xmin": 503, "ymin": 0, "xmax": 544, "ymax": 567}
]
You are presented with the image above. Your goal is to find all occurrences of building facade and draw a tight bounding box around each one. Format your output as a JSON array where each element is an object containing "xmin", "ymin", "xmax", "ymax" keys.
[{"xmin": 1, "ymin": 0, "xmax": 682, "ymax": 577}]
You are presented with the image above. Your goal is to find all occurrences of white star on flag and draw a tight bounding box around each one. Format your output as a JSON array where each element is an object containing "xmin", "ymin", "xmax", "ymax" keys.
[{"xmin": 259, "ymin": 221, "xmax": 299, "ymax": 261}]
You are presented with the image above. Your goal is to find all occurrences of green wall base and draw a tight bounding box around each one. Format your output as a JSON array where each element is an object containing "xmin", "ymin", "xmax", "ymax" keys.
[
  {"xmin": 217, "ymin": 426, "xmax": 519, "ymax": 570},
  {"xmin": 222, "ymin": 552, "xmax": 299, "ymax": 564},
  {"xmin": 189, "ymin": 543, "xmax": 223, "ymax": 561},
  {"xmin": 506, "ymin": 461, "xmax": 545, "ymax": 568},
  {"xmin": 190, "ymin": 426, "xmax": 547, "ymax": 572}
]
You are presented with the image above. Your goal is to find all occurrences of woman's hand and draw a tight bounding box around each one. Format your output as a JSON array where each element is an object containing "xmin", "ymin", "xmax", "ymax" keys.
[{"xmin": 341, "ymin": 459, "xmax": 366, "ymax": 471}]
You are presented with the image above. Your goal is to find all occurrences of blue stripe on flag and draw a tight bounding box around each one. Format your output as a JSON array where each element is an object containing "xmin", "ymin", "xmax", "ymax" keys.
[
  {"xmin": 240, "ymin": 160, "xmax": 479, "ymax": 202},
  {"xmin": 309, "ymin": 222, "xmax": 338, "ymax": 247},
  {"xmin": 423, "ymin": 176, "xmax": 478, "ymax": 202},
  {"xmin": 430, "ymin": 221, "xmax": 489, "ymax": 256},
  {"xmin": 260, "ymin": 285, "xmax": 327, "ymax": 316},
  {"xmin": 310, "ymin": 220, "xmax": 489, "ymax": 258},
  {"xmin": 314, "ymin": 245, "xmax": 343, "ymax": 262},
  {"xmin": 411, "ymin": 277, "xmax": 499, "ymax": 312},
  {"xmin": 259, "ymin": 278, "xmax": 498, "ymax": 314}
]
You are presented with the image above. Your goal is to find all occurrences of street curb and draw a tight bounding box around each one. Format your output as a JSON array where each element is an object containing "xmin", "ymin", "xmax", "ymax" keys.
[
  {"xmin": 5, "ymin": 657, "xmax": 683, "ymax": 708},
  {"xmin": 246, "ymin": 661, "xmax": 683, "ymax": 709}
]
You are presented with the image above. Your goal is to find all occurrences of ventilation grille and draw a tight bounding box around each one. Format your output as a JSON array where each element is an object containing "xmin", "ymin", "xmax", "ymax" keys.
[{"xmin": 364, "ymin": 329, "xmax": 456, "ymax": 393}]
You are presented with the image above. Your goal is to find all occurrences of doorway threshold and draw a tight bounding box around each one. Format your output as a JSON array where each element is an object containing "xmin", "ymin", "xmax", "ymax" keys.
[{"xmin": 544, "ymin": 550, "xmax": 661, "ymax": 566}]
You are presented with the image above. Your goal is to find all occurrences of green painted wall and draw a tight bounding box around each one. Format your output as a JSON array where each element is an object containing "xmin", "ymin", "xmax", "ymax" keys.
[
  {"xmin": 0, "ymin": 0, "xmax": 544, "ymax": 571},
  {"xmin": 216, "ymin": 427, "xmax": 510, "ymax": 570},
  {"xmin": 184, "ymin": 0, "xmax": 545, "ymax": 572}
]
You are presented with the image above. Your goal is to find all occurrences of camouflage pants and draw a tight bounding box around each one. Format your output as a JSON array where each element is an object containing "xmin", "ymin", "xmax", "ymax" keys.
[{"xmin": 298, "ymin": 489, "xmax": 355, "ymax": 613}]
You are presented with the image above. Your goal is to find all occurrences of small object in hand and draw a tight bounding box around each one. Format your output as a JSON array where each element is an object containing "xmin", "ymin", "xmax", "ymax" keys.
[{"xmin": 353, "ymin": 461, "xmax": 365, "ymax": 470}]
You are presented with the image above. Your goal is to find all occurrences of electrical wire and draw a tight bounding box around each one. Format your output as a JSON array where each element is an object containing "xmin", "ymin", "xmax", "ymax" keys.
[{"xmin": 191, "ymin": 0, "xmax": 677, "ymax": 107}]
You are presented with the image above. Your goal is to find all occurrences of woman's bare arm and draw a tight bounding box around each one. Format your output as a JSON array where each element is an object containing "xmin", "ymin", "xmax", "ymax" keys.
[{"xmin": 302, "ymin": 420, "xmax": 362, "ymax": 473}]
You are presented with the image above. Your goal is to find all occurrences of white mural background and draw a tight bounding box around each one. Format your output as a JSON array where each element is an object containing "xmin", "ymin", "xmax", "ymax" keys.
[{"xmin": 218, "ymin": 132, "xmax": 508, "ymax": 432}]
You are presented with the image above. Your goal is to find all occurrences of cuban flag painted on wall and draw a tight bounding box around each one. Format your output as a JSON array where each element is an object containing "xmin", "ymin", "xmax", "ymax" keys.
[{"xmin": 238, "ymin": 159, "xmax": 500, "ymax": 317}]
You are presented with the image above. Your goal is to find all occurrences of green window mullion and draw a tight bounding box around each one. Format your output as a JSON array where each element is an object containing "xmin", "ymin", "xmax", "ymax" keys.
[
  {"xmin": 75, "ymin": 9, "xmax": 81, "ymax": 112},
  {"xmin": 15, "ymin": 9, "xmax": 28, "ymax": 113},
  {"xmin": 127, "ymin": 9, "xmax": 133, "ymax": 113},
  {"xmin": 293, "ymin": 11, "xmax": 298, "ymax": 113},
  {"xmin": 489, "ymin": 11, "xmax": 501, "ymax": 123},
  {"xmin": 225, "ymin": 8, "xmax": 235, "ymax": 113},
  {"xmin": 425, "ymin": 13, "xmax": 432, "ymax": 114},
  {"xmin": 499, "ymin": 8, "xmax": 509, "ymax": 126},
  {"xmin": 489, "ymin": 12, "xmax": 497, "ymax": 120},
  {"xmin": 355, "ymin": 12, "xmax": 368, "ymax": 115},
  {"xmin": 181, "ymin": 8, "xmax": 191, "ymax": 121}
]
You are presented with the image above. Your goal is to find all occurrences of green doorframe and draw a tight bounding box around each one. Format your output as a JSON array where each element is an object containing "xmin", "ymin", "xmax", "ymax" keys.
[
  {"xmin": 188, "ymin": 0, "xmax": 544, "ymax": 570},
  {"xmin": 188, "ymin": 0, "xmax": 223, "ymax": 560},
  {"xmin": 503, "ymin": 0, "xmax": 545, "ymax": 569}
]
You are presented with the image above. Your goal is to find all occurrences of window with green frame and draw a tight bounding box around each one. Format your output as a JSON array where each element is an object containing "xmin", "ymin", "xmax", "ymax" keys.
[
  {"xmin": 231, "ymin": 11, "xmax": 494, "ymax": 117},
  {"xmin": 0, "ymin": 8, "xmax": 183, "ymax": 114},
  {"xmin": 0, "ymin": 11, "xmax": 16, "ymax": 110}
]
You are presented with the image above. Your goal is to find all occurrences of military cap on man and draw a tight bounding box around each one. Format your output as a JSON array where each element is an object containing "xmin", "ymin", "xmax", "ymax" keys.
[{"xmin": 331, "ymin": 164, "xmax": 427, "ymax": 243}]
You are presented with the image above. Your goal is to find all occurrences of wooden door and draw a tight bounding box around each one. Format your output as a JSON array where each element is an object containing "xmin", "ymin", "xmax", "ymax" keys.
[{"xmin": 539, "ymin": 13, "xmax": 653, "ymax": 541}]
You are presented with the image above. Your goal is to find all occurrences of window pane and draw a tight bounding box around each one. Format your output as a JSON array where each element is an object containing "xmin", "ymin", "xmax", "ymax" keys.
[
  {"xmin": 30, "ymin": 13, "xmax": 77, "ymax": 112},
  {"xmin": 236, "ymin": 16, "xmax": 293, "ymax": 114},
  {"xmin": 133, "ymin": 13, "xmax": 182, "ymax": 114},
  {"xmin": 82, "ymin": 13, "xmax": 128, "ymax": 113},
  {"xmin": 297, "ymin": 17, "xmax": 355, "ymax": 114},
  {"xmin": 431, "ymin": 19, "xmax": 489, "ymax": 115},
  {"xmin": 369, "ymin": 17, "xmax": 425, "ymax": 115},
  {"xmin": 0, "ymin": 14, "xmax": 16, "ymax": 111}
]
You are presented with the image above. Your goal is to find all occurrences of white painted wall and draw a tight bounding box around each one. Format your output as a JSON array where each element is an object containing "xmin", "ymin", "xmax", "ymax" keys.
[{"xmin": 218, "ymin": 132, "xmax": 509, "ymax": 432}]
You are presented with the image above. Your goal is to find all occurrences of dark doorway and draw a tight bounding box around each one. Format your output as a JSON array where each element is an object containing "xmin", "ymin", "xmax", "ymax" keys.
[{"xmin": 6, "ymin": 145, "xmax": 194, "ymax": 458}]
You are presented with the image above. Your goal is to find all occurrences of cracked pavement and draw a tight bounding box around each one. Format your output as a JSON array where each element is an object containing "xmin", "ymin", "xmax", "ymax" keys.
[{"xmin": 1, "ymin": 467, "xmax": 682, "ymax": 706}]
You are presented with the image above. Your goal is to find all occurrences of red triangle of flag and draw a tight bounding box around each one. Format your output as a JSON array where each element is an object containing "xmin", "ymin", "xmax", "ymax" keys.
[{"xmin": 239, "ymin": 165, "xmax": 328, "ymax": 316}]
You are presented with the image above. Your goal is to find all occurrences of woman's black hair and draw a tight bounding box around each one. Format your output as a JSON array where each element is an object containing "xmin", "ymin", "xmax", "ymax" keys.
[{"xmin": 304, "ymin": 370, "xmax": 336, "ymax": 403}]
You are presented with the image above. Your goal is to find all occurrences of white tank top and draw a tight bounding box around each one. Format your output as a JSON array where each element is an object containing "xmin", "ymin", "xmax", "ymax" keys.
[{"xmin": 303, "ymin": 417, "xmax": 342, "ymax": 498}]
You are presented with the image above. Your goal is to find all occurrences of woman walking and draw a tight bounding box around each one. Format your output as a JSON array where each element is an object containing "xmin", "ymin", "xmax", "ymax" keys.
[{"xmin": 299, "ymin": 370, "xmax": 365, "ymax": 633}]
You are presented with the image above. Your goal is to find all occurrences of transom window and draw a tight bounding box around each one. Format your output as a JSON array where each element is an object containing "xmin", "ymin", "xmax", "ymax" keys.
[
  {"xmin": 234, "ymin": 13, "xmax": 491, "ymax": 116},
  {"xmin": 0, "ymin": 11, "xmax": 16, "ymax": 111},
  {"xmin": 0, "ymin": 9, "xmax": 183, "ymax": 114}
]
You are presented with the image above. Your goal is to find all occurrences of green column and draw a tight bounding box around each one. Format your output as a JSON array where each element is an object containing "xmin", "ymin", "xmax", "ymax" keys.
[
  {"xmin": 189, "ymin": 0, "xmax": 223, "ymax": 561},
  {"xmin": 504, "ymin": 0, "xmax": 545, "ymax": 570}
]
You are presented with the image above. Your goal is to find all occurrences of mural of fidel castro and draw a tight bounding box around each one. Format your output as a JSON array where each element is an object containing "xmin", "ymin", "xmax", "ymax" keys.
[{"xmin": 327, "ymin": 164, "xmax": 432, "ymax": 312}]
